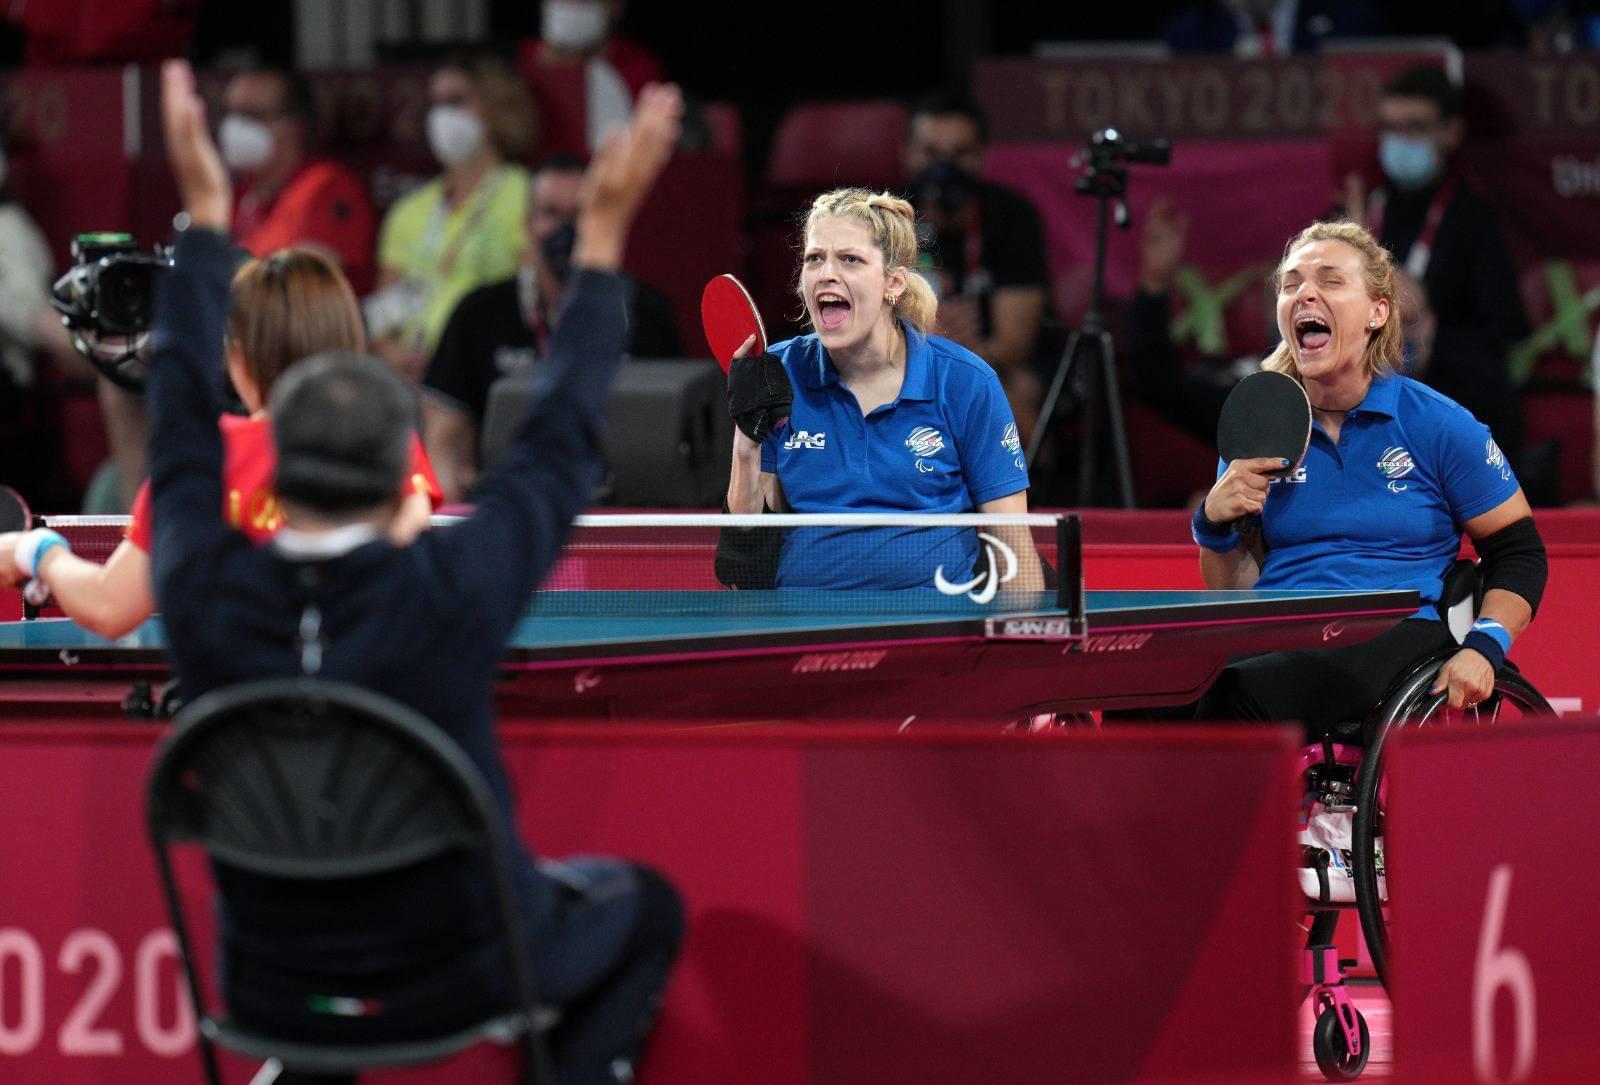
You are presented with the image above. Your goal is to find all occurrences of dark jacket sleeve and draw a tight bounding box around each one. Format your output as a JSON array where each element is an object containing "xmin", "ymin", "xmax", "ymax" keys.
[
  {"xmin": 425, "ymin": 269, "xmax": 631, "ymax": 638},
  {"xmin": 146, "ymin": 227, "xmax": 238, "ymax": 642}
]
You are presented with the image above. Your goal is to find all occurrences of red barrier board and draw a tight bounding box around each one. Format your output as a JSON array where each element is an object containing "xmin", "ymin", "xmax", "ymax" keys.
[
  {"xmin": 1387, "ymin": 721, "xmax": 1600, "ymax": 1083},
  {"xmin": 0, "ymin": 725, "xmax": 1301, "ymax": 1084}
]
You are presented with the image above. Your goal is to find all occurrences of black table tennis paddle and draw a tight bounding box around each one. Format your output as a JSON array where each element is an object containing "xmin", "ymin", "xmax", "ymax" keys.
[
  {"xmin": 0, "ymin": 487, "xmax": 50, "ymax": 608},
  {"xmin": 1216, "ymin": 370, "xmax": 1312, "ymax": 530},
  {"xmin": 0, "ymin": 486, "xmax": 29, "ymax": 534}
]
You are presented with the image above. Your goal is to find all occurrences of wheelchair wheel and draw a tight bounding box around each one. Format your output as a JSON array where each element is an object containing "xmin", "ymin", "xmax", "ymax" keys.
[
  {"xmin": 1350, "ymin": 662, "xmax": 1552, "ymax": 988},
  {"xmin": 1313, "ymin": 1005, "xmax": 1370, "ymax": 1081}
]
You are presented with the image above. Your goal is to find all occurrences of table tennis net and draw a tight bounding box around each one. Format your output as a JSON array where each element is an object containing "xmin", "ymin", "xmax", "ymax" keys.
[{"xmin": 39, "ymin": 513, "xmax": 1080, "ymax": 619}]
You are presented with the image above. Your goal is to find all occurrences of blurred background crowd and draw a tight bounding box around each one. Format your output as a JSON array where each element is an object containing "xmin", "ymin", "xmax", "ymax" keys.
[{"xmin": 3, "ymin": 0, "xmax": 1599, "ymax": 511}]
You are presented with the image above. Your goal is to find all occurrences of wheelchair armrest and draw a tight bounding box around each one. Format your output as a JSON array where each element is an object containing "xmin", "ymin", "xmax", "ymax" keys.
[{"xmin": 1438, "ymin": 558, "xmax": 1483, "ymax": 644}]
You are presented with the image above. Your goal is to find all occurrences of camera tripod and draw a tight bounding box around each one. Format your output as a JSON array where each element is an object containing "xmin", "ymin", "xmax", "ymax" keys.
[{"xmin": 1026, "ymin": 130, "xmax": 1165, "ymax": 508}]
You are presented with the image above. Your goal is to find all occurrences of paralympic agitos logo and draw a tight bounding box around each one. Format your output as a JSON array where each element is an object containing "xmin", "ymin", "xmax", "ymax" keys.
[{"xmin": 933, "ymin": 532, "xmax": 1018, "ymax": 604}]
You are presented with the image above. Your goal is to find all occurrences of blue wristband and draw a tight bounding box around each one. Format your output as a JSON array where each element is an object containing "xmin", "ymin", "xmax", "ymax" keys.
[
  {"xmin": 1191, "ymin": 504, "xmax": 1240, "ymax": 554},
  {"xmin": 1463, "ymin": 618, "xmax": 1512, "ymax": 671}
]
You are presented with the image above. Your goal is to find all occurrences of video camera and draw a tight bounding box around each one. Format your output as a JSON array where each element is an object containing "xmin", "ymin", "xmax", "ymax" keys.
[
  {"xmin": 51, "ymin": 233, "xmax": 174, "ymax": 392},
  {"xmin": 1076, "ymin": 128, "xmax": 1171, "ymax": 200}
]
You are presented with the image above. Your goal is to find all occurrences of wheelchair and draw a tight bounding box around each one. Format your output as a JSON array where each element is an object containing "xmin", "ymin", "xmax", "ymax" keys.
[{"xmin": 1297, "ymin": 566, "xmax": 1554, "ymax": 1080}]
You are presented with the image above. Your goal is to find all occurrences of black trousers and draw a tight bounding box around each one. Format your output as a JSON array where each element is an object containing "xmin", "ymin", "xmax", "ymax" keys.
[{"xmin": 1194, "ymin": 617, "xmax": 1458, "ymax": 738}]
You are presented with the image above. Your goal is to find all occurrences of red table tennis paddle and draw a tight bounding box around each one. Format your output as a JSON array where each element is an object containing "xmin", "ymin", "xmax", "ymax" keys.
[
  {"xmin": 701, "ymin": 274, "xmax": 767, "ymax": 372},
  {"xmin": 0, "ymin": 487, "xmax": 49, "ymax": 607},
  {"xmin": 1216, "ymin": 370, "xmax": 1312, "ymax": 529}
]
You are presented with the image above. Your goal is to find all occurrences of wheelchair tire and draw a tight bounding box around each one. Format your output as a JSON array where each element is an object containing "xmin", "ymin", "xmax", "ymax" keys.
[
  {"xmin": 1313, "ymin": 1005, "xmax": 1370, "ymax": 1081},
  {"xmin": 1350, "ymin": 662, "xmax": 1552, "ymax": 988}
]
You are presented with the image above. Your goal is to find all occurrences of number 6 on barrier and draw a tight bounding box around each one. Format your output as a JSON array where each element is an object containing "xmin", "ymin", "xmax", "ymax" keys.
[{"xmin": 1473, "ymin": 863, "xmax": 1537, "ymax": 1084}]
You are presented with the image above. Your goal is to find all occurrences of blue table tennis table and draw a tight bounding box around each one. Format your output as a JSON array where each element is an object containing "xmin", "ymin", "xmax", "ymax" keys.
[{"xmin": 0, "ymin": 587, "xmax": 1419, "ymax": 725}]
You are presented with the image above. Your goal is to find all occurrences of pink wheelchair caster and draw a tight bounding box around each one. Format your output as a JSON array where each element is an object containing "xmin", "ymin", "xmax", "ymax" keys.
[{"xmin": 1304, "ymin": 936, "xmax": 1370, "ymax": 1080}]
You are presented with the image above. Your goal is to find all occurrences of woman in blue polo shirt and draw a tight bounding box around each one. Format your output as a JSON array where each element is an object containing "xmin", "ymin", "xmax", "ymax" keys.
[
  {"xmin": 1192, "ymin": 220, "xmax": 1547, "ymax": 731},
  {"xmin": 723, "ymin": 188, "xmax": 1040, "ymax": 591}
]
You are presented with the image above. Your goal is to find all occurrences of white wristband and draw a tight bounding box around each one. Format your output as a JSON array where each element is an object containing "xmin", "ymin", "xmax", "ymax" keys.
[{"xmin": 15, "ymin": 528, "xmax": 69, "ymax": 580}]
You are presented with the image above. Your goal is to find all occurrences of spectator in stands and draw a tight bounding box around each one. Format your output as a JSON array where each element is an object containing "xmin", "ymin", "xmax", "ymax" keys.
[
  {"xmin": 1163, "ymin": 0, "xmax": 1387, "ymax": 55},
  {"xmin": 0, "ymin": 136, "xmax": 77, "ymax": 398},
  {"xmin": 1344, "ymin": 64, "xmax": 1529, "ymax": 459},
  {"xmin": 371, "ymin": 55, "xmax": 536, "ymax": 383},
  {"xmin": 1124, "ymin": 196, "xmax": 1254, "ymax": 447},
  {"xmin": 519, "ymin": 0, "xmax": 665, "ymax": 156},
  {"xmin": 222, "ymin": 67, "xmax": 377, "ymax": 294},
  {"xmin": 421, "ymin": 155, "xmax": 681, "ymax": 501},
  {"xmin": 1511, "ymin": 0, "xmax": 1600, "ymax": 51},
  {"xmin": 903, "ymin": 92, "xmax": 1049, "ymax": 446},
  {"xmin": 0, "ymin": 134, "xmax": 124, "ymax": 507}
]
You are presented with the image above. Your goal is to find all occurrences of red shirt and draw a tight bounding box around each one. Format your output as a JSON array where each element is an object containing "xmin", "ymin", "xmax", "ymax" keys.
[
  {"xmin": 234, "ymin": 160, "xmax": 377, "ymax": 296},
  {"xmin": 127, "ymin": 414, "xmax": 442, "ymax": 553}
]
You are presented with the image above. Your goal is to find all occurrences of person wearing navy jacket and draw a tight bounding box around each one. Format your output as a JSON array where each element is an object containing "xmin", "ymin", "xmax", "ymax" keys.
[
  {"xmin": 144, "ymin": 61, "xmax": 685, "ymax": 1085},
  {"xmin": 1192, "ymin": 220, "xmax": 1547, "ymax": 733}
]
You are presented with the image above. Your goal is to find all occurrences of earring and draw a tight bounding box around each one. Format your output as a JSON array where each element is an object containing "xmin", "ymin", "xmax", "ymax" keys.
[
  {"xmin": 1368, "ymin": 320, "xmax": 1376, "ymax": 328},
  {"xmin": 886, "ymin": 293, "xmax": 899, "ymax": 305}
]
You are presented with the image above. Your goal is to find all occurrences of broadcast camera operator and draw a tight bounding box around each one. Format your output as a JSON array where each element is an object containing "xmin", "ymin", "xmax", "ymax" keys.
[{"xmin": 903, "ymin": 92, "xmax": 1051, "ymax": 444}]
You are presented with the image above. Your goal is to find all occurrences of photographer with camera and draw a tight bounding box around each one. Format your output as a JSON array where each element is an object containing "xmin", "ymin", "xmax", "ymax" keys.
[{"xmin": 903, "ymin": 92, "xmax": 1050, "ymax": 445}]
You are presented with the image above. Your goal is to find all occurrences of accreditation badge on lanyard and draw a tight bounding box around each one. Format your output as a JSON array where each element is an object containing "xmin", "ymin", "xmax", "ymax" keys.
[{"xmin": 1368, "ymin": 178, "xmax": 1457, "ymax": 281}]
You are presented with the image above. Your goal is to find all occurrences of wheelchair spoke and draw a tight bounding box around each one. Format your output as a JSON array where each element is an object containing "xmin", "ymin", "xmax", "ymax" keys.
[{"xmin": 1350, "ymin": 666, "xmax": 1554, "ymax": 990}]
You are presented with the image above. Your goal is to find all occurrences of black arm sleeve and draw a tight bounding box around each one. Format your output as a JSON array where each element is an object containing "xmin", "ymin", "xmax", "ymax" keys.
[
  {"xmin": 714, "ymin": 498, "xmax": 781, "ymax": 591},
  {"xmin": 429, "ymin": 269, "xmax": 631, "ymax": 640},
  {"xmin": 1474, "ymin": 515, "xmax": 1547, "ymax": 617},
  {"xmin": 147, "ymin": 227, "xmax": 238, "ymax": 639}
]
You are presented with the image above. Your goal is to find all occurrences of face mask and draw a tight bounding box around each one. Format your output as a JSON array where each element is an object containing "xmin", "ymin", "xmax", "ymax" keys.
[
  {"xmin": 427, "ymin": 105, "xmax": 487, "ymax": 167},
  {"xmin": 540, "ymin": 220, "xmax": 578, "ymax": 283},
  {"xmin": 1379, "ymin": 133, "xmax": 1439, "ymax": 191},
  {"xmin": 543, "ymin": 0, "xmax": 609, "ymax": 50},
  {"xmin": 913, "ymin": 159, "xmax": 976, "ymax": 214},
  {"xmin": 218, "ymin": 114, "xmax": 275, "ymax": 173}
]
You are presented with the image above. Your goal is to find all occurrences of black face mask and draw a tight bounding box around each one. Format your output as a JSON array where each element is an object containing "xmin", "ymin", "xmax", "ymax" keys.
[
  {"xmin": 912, "ymin": 158, "xmax": 976, "ymax": 214},
  {"xmin": 540, "ymin": 220, "xmax": 578, "ymax": 283}
]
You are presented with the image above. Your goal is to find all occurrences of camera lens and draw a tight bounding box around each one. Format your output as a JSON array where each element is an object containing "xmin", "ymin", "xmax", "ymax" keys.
[{"xmin": 95, "ymin": 262, "xmax": 155, "ymax": 337}]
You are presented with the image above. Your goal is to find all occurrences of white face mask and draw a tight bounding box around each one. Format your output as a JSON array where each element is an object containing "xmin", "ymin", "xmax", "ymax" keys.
[
  {"xmin": 218, "ymin": 114, "xmax": 276, "ymax": 173},
  {"xmin": 543, "ymin": 0, "xmax": 609, "ymax": 50},
  {"xmin": 427, "ymin": 105, "xmax": 487, "ymax": 167}
]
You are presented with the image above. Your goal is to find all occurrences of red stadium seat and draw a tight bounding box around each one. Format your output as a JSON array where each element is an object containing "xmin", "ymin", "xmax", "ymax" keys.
[
  {"xmin": 765, "ymin": 100, "xmax": 908, "ymax": 191},
  {"xmin": 1522, "ymin": 386, "xmax": 1596, "ymax": 504},
  {"xmin": 700, "ymin": 101, "xmax": 743, "ymax": 158}
]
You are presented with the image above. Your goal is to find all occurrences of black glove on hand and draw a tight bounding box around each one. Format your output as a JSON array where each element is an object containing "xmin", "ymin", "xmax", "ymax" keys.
[{"xmin": 727, "ymin": 352, "xmax": 793, "ymax": 442}]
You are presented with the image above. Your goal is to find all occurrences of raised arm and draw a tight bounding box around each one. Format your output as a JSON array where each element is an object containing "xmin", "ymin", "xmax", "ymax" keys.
[
  {"xmin": 146, "ymin": 61, "xmax": 239, "ymax": 622},
  {"xmin": 436, "ymin": 85, "xmax": 684, "ymax": 626}
]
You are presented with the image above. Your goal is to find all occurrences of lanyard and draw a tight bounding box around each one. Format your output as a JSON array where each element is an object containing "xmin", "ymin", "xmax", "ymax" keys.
[
  {"xmin": 516, "ymin": 265, "xmax": 551, "ymax": 354},
  {"xmin": 418, "ymin": 165, "xmax": 508, "ymax": 282},
  {"xmin": 1369, "ymin": 176, "xmax": 1457, "ymax": 280},
  {"xmin": 953, "ymin": 201, "xmax": 991, "ymax": 298}
]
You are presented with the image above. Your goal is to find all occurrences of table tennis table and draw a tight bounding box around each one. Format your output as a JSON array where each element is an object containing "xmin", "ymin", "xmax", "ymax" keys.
[{"xmin": 0, "ymin": 586, "xmax": 1419, "ymax": 725}]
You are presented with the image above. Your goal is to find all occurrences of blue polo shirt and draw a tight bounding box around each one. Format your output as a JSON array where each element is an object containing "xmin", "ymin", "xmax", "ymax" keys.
[
  {"xmin": 760, "ymin": 329, "xmax": 1029, "ymax": 589},
  {"xmin": 1236, "ymin": 374, "xmax": 1520, "ymax": 619}
]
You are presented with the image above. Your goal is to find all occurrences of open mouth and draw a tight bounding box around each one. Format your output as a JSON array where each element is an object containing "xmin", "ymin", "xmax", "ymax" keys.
[
  {"xmin": 816, "ymin": 292, "xmax": 851, "ymax": 331},
  {"xmin": 1294, "ymin": 314, "xmax": 1332, "ymax": 354}
]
